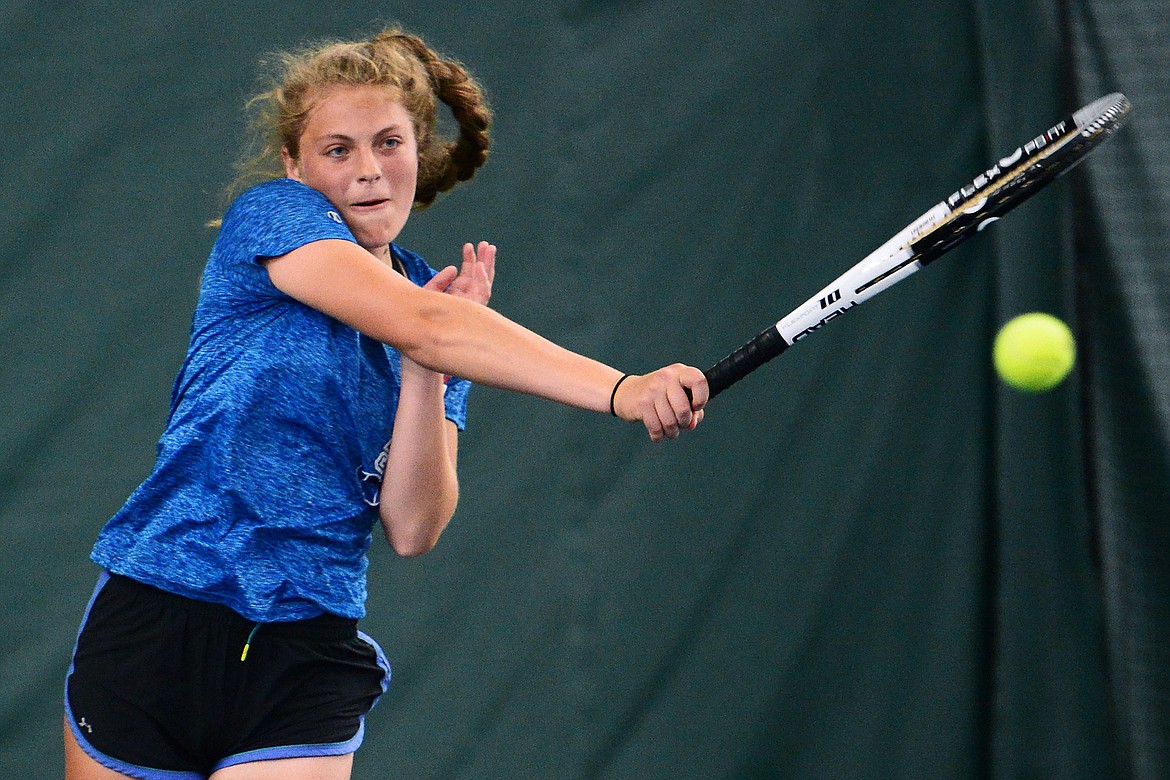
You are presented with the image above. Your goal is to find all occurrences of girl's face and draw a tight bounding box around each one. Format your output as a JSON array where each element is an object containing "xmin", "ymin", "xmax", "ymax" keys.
[{"xmin": 283, "ymin": 85, "xmax": 419, "ymax": 261}]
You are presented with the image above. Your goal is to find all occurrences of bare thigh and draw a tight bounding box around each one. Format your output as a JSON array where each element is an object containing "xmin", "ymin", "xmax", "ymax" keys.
[{"xmin": 209, "ymin": 754, "xmax": 353, "ymax": 780}]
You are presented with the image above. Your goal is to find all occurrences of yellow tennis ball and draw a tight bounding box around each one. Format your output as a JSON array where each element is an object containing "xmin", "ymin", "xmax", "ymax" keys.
[{"xmin": 993, "ymin": 312, "xmax": 1077, "ymax": 392}]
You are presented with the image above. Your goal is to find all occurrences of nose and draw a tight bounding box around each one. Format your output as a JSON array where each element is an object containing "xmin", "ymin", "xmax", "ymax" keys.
[{"xmin": 355, "ymin": 147, "xmax": 381, "ymax": 182}]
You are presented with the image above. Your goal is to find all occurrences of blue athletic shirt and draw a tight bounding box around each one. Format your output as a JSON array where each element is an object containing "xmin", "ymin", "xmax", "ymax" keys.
[{"xmin": 91, "ymin": 178, "xmax": 471, "ymax": 622}]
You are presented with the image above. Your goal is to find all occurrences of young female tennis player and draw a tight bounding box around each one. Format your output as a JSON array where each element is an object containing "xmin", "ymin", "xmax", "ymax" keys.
[{"xmin": 64, "ymin": 27, "xmax": 708, "ymax": 780}]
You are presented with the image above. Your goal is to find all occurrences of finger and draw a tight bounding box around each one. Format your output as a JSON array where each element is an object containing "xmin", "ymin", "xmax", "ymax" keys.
[
  {"xmin": 462, "ymin": 242, "xmax": 477, "ymax": 277},
  {"xmin": 424, "ymin": 265, "xmax": 459, "ymax": 291},
  {"xmin": 651, "ymin": 372, "xmax": 695, "ymax": 434},
  {"xmin": 628, "ymin": 382, "xmax": 668, "ymax": 442},
  {"xmin": 671, "ymin": 376, "xmax": 697, "ymax": 423},
  {"xmin": 634, "ymin": 391, "xmax": 663, "ymax": 441},
  {"xmin": 654, "ymin": 392, "xmax": 683, "ymax": 441},
  {"xmin": 478, "ymin": 241, "xmax": 497, "ymax": 285},
  {"xmin": 682, "ymin": 368, "xmax": 709, "ymax": 410},
  {"xmin": 475, "ymin": 264, "xmax": 492, "ymax": 304}
]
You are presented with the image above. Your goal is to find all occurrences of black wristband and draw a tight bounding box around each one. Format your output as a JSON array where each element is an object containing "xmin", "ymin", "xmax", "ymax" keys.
[{"xmin": 609, "ymin": 374, "xmax": 632, "ymax": 417}]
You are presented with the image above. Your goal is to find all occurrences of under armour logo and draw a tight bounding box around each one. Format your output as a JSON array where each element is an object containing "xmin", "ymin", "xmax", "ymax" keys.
[
  {"xmin": 327, "ymin": 211, "xmax": 343, "ymax": 223},
  {"xmin": 78, "ymin": 717, "xmax": 93, "ymax": 733}
]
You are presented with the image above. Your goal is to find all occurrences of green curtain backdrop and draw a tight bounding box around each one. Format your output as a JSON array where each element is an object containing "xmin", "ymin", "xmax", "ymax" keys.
[
  {"xmin": 973, "ymin": 2, "xmax": 1113, "ymax": 775},
  {"xmin": 2, "ymin": 2, "xmax": 1165, "ymax": 778},
  {"xmin": 1066, "ymin": 2, "xmax": 1170, "ymax": 778}
]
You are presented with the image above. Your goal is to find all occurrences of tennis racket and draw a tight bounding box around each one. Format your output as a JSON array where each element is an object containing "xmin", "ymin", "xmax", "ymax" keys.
[{"xmin": 700, "ymin": 92, "xmax": 1131, "ymax": 400}]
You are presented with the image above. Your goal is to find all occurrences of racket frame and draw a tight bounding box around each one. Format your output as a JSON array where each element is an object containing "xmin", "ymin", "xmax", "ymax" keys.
[{"xmin": 702, "ymin": 92, "xmax": 1131, "ymax": 399}]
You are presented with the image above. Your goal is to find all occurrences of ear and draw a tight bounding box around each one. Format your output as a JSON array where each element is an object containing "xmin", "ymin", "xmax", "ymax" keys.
[{"xmin": 281, "ymin": 147, "xmax": 301, "ymax": 181}]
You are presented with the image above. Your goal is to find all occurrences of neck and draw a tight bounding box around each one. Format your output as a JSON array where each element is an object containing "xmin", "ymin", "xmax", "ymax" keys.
[
  {"xmin": 368, "ymin": 243, "xmax": 405, "ymax": 275},
  {"xmin": 368, "ymin": 243, "xmax": 393, "ymax": 266}
]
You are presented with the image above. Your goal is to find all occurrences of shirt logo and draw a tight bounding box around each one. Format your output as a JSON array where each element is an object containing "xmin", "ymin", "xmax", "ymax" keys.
[
  {"xmin": 358, "ymin": 440, "xmax": 393, "ymax": 507},
  {"xmin": 327, "ymin": 211, "xmax": 343, "ymax": 223}
]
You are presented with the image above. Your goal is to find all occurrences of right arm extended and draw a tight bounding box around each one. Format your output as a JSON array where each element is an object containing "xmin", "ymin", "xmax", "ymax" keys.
[{"xmin": 263, "ymin": 239, "xmax": 707, "ymax": 441}]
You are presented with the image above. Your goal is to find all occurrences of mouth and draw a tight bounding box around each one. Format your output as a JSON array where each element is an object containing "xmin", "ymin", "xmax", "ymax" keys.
[{"xmin": 349, "ymin": 198, "xmax": 391, "ymax": 210}]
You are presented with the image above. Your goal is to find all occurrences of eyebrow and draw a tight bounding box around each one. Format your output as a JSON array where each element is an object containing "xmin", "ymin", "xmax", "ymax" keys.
[{"xmin": 317, "ymin": 126, "xmax": 406, "ymax": 143}]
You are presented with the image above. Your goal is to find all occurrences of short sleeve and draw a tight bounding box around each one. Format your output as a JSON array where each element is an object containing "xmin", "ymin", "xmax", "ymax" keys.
[{"xmin": 210, "ymin": 179, "xmax": 358, "ymax": 300}]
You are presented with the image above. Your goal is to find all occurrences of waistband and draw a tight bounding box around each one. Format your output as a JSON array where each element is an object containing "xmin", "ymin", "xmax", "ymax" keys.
[{"xmin": 103, "ymin": 572, "xmax": 359, "ymax": 642}]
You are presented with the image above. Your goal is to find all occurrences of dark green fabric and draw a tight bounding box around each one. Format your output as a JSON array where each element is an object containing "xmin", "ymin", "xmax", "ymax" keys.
[
  {"xmin": 1067, "ymin": 2, "xmax": 1170, "ymax": 778},
  {"xmin": 973, "ymin": 2, "xmax": 1115, "ymax": 776},
  {"xmin": 1, "ymin": 2, "xmax": 1161, "ymax": 778}
]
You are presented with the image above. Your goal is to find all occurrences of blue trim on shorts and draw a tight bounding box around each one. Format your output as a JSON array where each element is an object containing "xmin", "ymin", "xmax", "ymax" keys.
[
  {"xmin": 358, "ymin": 629, "xmax": 393, "ymax": 706},
  {"xmin": 211, "ymin": 721, "xmax": 365, "ymax": 772},
  {"xmin": 65, "ymin": 571, "xmax": 206, "ymax": 780}
]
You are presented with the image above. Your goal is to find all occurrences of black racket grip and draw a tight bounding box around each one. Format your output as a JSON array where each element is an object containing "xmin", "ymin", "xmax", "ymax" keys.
[{"xmin": 700, "ymin": 326, "xmax": 789, "ymax": 400}]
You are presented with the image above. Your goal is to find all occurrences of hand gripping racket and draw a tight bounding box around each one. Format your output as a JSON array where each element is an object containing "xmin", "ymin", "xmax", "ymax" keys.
[{"xmin": 700, "ymin": 93, "xmax": 1131, "ymax": 400}]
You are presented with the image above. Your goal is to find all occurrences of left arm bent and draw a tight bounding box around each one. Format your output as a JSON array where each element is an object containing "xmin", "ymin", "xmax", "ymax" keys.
[
  {"xmin": 378, "ymin": 358, "xmax": 460, "ymax": 556},
  {"xmin": 377, "ymin": 243, "xmax": 493, "ymax": 556}
]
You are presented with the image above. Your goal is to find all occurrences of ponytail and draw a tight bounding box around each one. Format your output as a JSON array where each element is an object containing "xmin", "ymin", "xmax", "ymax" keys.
[
  {"xmin": 373, "ymin": 30, "xmax": 491, "ymax": 207},
  {"xmin": 227, "ymin": 26, "xmax": 492, "ymax": 210}
]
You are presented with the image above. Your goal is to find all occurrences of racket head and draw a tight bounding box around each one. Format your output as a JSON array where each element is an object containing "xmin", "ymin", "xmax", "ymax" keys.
[{"xmin": 910, "ymin": 92, "xmax": 1131, "ymax": 266}]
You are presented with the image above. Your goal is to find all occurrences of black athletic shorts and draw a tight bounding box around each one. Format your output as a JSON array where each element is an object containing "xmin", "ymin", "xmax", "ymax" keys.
[{"xmin": 65, "ymin": 571, "xmax": 391, "ymax": 779}]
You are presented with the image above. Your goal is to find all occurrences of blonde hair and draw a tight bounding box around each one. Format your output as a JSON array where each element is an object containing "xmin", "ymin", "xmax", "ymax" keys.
[{"xmin": 226, "ymin": 27, "xmax": 491, "ymax": 209}]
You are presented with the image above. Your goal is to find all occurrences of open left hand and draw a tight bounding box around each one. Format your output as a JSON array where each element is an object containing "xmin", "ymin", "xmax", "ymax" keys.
[{"xmin": 426, "ymin": 241, "xmax": 495, "ymax": 306}]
